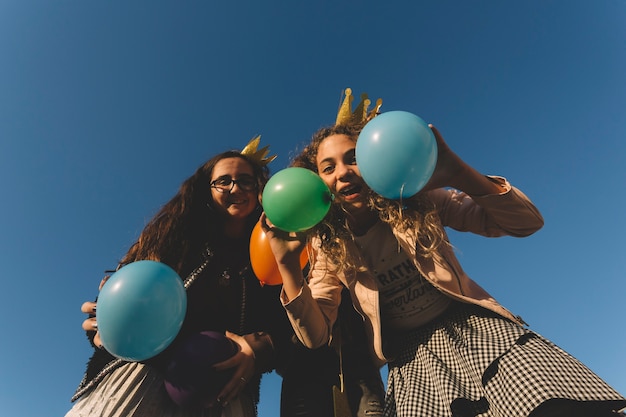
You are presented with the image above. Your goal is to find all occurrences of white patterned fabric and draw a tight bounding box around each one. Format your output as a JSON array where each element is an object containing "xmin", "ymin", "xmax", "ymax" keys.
[
  {"xmin": 384, "ymin": 302, "xmax": 626, "ymax": 417},
  {"xmin": 64, "ymin": 362, "xmax": 256, "ymax": 417}
]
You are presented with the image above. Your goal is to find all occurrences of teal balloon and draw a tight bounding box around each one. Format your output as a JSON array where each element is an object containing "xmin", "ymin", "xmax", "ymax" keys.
[
  {"xmin": 356, "ymin": 111, "xmax": 437, "ymax": 199},
  {"xmin": 97, "ymin": 260, "xmax": 187, "ymax": 361},
  {"xmin": 262, "ymin": 167, "xmax": 332, "ymax": 232}
]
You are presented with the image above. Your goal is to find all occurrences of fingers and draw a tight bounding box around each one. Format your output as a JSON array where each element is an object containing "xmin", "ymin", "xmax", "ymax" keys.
[
  {"xmin": 98, "ymin": 275, "xmax": 111, "ymax": 291},
  {"xmin": 429, "ymin": 124, "xmax": 440, "ymax": 141},
  {"xmin": 213, "ymin": 332, "xmax": 248, "ymax": 372},
  {"xmin": 225, "ymin": 330, "xmax": 241, "ymax": 340},
  {"xmin": 81, "ymin": 317, "xmax": 104, "ymax": 348},
  {"xmin": 78, "ymin": 276, "xmax": 110, "ymax": 351},
  {"xmin": 81, "ymin": 301, "xmax": 97, "ymax": 315},
  {"xmin": 93, "ymin": 332, "xmax": 103, "ymax": 349},
  {"xmin": 259, "ymin": 213, "xmax": 283, "ymax": 235},
  {"xmin": 82, "ymin": 317, "xmax": 98, "ymax": 332},
  {"xmin": 259, "ymin": 212, "xmax": 270, "ymax": 230},
  {"xmin": 225, "ymin": 331, "xmax": 254, "ymax": 356},
  {"xmin": 214, "ymin": 364, "xmax": 252, "ymax": 407},
  {"xmin": 212, "ymin": 331, "xmax": 256, "ymax": 406},
  {"xmin": 260, "ymin": 213, "xmax": 287, "ymax": 237},
  {"xmin": 81, "ymin": 274, "xmax": 109, "ymax": 315},
  {"xmin": 429, "ymin": 124, "xmax": 449, "ymax": 151},
  {"xmin": 264, "ymin": 224, "xmax": 307, "ymax": 243}
]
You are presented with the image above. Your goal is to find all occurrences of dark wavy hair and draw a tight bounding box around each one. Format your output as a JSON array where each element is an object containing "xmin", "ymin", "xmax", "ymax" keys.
[
  {"xmin": 119, "ymin": 151, "xmax": 270, "ymax": 276},
  {"xmin": 291, "ymin": 124, "xmax": 446, "ymax": 272}
]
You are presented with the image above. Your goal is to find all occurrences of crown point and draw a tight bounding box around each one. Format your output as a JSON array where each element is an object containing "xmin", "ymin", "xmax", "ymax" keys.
[
  {"xmin": 336, "ymin": 88, "xmax": 356, "ymax": 126},
  {"xmin": 334, "ymin": 88, "xmax": 383, "ymax": 126},
  {"xmin": 241, "ymin": 135, "xmax": 276, "ymax": 167}
]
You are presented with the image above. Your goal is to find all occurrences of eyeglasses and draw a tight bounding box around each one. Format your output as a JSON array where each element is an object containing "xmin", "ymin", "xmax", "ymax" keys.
[{"xmin": 210, "ymin": 176, "xmax": 258, "ymax": 193}]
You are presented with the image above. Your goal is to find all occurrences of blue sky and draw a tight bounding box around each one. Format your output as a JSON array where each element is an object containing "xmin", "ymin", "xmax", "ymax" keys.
[{"xmin": 1, "ymin": 1, "xmax": 625, "ymax": 416}]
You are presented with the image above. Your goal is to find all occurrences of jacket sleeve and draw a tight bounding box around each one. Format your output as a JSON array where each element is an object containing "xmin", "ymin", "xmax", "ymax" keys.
[
  {"xmin": 281, "ymin": 247, "xmax": 344, "ymax": 349},
  {"xmin": 427, "ymin": 176, "xmax": 544, "ymax": 237}
]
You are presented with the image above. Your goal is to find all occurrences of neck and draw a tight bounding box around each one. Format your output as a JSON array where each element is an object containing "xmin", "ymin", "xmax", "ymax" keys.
[
  {"xmin": 346, "ymin": 209, "xmax": 378, "ymax": 236},
  {"xmin": 223, "ymin": 218, "xmax": 247, "ymax": 239}
]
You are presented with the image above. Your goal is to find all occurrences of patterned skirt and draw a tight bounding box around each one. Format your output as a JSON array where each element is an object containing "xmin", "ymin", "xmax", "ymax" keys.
[
  {"xmin": 384, "ymin": 302, "xmax": 626, "ymax": 417},
  {"xmin": 64, "ymin": 362, "xmax": 257, "ymax": 417}
]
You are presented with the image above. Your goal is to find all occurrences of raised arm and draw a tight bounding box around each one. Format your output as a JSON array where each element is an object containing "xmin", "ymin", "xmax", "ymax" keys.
[
  {"xmin": 422, "ymin": 124, "xmax": 507, "ymax": 196},
  {"xmin": 423, "ymin": 125, "xmax": 544, "ymax": 237}
]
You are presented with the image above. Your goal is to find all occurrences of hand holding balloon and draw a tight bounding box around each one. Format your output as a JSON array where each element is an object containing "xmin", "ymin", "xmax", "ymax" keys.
[
  {"xmin": 422, "ymin": 124, "xmax": 508, "ymax": 195},
  {"xmin": 80, "ymin": 275, "xmax": 111, "ymax": 349},
  {"xmin": 80, "ymin": 301, "xmax": 99, "ymax": 344},
  {"xmin": 212, "ymin": 331, "xmax": 257, "ymax": 406},
  {"xmin": 259, "ymin": 212, "xmax": 310, "ymax": 303},
  {"xmin": 164, "ymin": 331, "xmax": 240, "ymax": 407},
  {"xmin": 418, "ymin": 124, "xmax": 461, "ymax": 192},
  {"xmin": 250, "ymin": 220, "xmax": 309, "ymax": 286}
]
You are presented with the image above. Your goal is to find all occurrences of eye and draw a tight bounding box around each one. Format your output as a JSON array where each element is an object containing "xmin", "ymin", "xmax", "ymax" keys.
[
  {"xmin": 214, "ymin": 177, "xmax": 231, "ymax": 186},
  {"xmin": 346, "ymin": 150, "xmax": 357, "ymax": 165},
  {"xmin": 239, "ymin": 177, "xmax": 257, "ymax": 189},
  {"xmin": 320, "ymin": 163, "xmax": 334, "ymax": 174}
]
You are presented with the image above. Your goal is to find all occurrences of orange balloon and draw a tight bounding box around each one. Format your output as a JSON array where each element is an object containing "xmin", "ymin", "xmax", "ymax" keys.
[{"xmin": 249, "ymin": 221, "xmax": 308, "ymax": 286}]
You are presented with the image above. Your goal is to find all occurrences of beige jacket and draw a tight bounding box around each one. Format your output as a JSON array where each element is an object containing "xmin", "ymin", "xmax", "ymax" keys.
[{"xmin": 282, "ymin": 177, "xmax": 544, "ymax": 366}]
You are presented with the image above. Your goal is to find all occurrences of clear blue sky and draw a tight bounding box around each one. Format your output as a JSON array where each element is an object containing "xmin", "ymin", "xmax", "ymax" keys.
[{"xmin": 1, "ymin": 1, "xmax": 624, "ymax": 416}]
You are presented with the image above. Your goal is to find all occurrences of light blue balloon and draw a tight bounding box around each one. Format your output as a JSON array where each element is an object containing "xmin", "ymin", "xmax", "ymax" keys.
[
  {"xmin": 356, "ymin": 111, "xmax": 437, "ymax": 199},
  {"xmin": 97, "ymin": 260, "xmax": 187, "ymax": 361}
]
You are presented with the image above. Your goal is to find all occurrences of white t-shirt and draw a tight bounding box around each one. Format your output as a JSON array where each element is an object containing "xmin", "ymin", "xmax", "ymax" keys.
[{"xmin": 354, "ymin": 221, "xmax": 451, "ymax": 331}]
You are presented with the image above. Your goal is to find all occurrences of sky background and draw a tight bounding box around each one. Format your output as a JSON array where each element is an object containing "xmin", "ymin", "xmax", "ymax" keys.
[{"xmin": 1, "ymin": 1, "xmax": 625, "ymax": 416}]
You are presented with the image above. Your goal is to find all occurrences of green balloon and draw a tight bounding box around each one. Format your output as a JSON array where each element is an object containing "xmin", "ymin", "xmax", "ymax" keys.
[{"xmin": 262, "ymin": 167, "xmax": 332, "ymax": 232}]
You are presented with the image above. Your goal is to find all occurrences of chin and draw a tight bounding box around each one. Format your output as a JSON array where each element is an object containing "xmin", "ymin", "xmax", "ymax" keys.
[
  {"xmin": 343, "ymin": 198, "xmax": 370, "ymax": 214},
  {"xmin": 229, "ymin": 207, "xmax": 255, "ymax": 219}
]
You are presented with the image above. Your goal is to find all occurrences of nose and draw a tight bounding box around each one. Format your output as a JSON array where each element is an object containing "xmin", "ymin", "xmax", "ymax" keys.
[
  {"xmin": 335, "ymin": 162, "xmax": 352, "ymax": 181},
  {"xmin": 229, "ymin": 181, "xmax": 243, "ymax": 193}
]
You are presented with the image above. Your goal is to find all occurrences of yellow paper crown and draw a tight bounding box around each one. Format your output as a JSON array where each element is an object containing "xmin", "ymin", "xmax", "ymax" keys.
[
  {"xmin": 335, "ymin": 87, "xmax": 383, "ymax": 126},
  {"xmin": 240, "ymin": 135, "xmax": 277, "ymax": 166}
]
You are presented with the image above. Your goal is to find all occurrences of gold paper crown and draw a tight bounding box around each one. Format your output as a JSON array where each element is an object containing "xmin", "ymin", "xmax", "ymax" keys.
[
  {"xmin": 335, "ymin": 87, "xmax": 383, "ymax": 126},
  {"xmin": 240, "ymin": 135, "xmax": 277, "ymax": 166}
]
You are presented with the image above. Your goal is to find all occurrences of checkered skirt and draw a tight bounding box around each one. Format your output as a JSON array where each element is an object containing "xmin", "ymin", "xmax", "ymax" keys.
[{"xmin": 384, "ymin": 302, "xmax": 625, "ymax": 417}]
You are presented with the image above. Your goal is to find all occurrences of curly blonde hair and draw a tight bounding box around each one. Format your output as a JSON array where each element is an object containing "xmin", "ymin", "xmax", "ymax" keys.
[{"xmin": 291, "ymin": 123, "xmax": 447, "ymax": 273}]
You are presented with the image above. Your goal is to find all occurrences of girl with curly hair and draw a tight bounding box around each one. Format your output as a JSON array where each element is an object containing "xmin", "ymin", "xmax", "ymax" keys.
[{"xmin": 264, "ymin": 120, "xmax": 626, "ymax": 417}]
